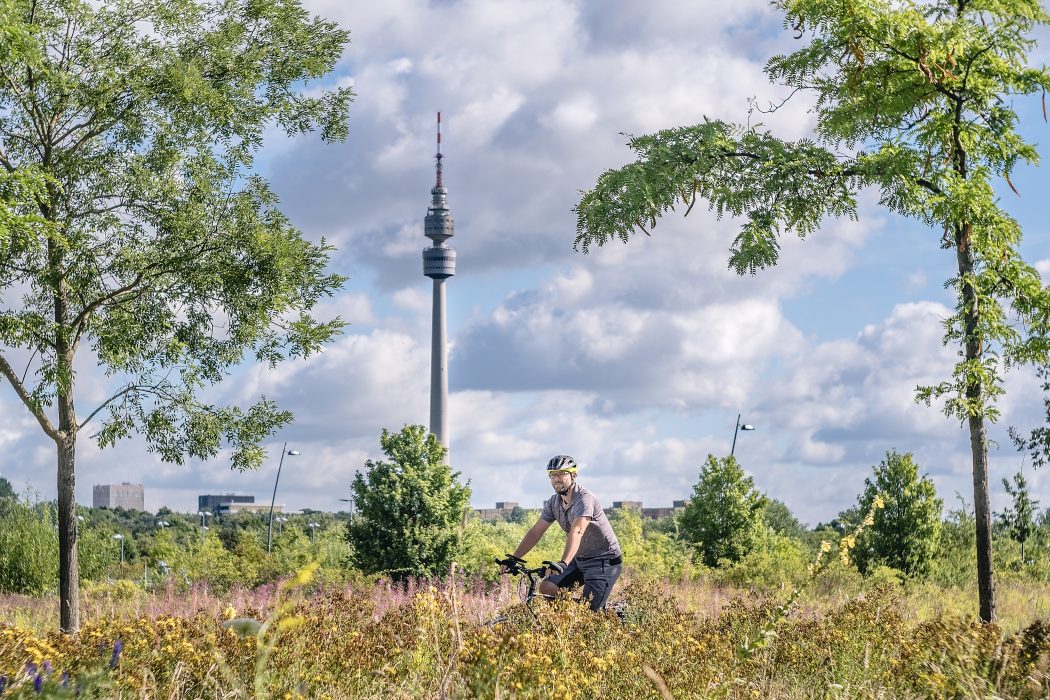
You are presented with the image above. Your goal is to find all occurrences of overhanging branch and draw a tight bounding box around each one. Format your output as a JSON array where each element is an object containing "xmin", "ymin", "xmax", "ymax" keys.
[{"xmin": 0, "ymin": 350, "xmax": 59, "ymax": 440}]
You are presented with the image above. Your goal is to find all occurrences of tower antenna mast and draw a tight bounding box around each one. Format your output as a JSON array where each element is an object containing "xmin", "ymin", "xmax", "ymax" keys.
[{"xmin": 422, "ymin": 112, "xmax": 456, "ymax": 461}]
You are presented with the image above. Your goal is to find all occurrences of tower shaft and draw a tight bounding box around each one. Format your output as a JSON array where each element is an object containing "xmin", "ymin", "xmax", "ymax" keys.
[{"xmin": 430, "ymin": 278, "xmax": 448, "ymax": 447}]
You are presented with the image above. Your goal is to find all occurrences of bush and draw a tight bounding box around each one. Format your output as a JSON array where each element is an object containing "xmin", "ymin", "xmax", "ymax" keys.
[
  {"xmin": 679, "ymin": 455, "xmax": 767, "ymax": 567},
  {"xmin": 853, "ymin": 450, "xmax": 942, "ymax": 578},
  {"xmin": 0, "ymin": 499, "xmax": 59, "ymax": 595},
  {"xmin": 714, "ymin": 532, "xmax": 808, "ymax": 592},
  {"xmin": 347, "ymin": 426, "xmax": 471, "ymax": 580}
]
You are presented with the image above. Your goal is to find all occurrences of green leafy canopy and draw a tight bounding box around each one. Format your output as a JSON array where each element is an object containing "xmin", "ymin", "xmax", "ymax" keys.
[
  {"xmin": 574, "ymin": 0, "xmax": 1050, "ymax": 424},
  {"xmin": 0, "ymin": 0, "xmax": 353, "ymax": 469}
]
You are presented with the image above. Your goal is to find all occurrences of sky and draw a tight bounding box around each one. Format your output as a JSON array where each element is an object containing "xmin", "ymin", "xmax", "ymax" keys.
[{"xmin": 2, "ymin": 0, "xmax": 1050, "ymax": 526}]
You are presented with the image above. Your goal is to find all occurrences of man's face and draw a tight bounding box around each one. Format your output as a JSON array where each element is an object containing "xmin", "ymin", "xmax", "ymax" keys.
[{"xmin": 548, "ymin": 470, "xmax": 574, "ymax": 496}]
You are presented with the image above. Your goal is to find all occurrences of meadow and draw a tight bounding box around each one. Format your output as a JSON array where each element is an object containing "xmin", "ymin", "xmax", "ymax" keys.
[
  {"xmin": 2, "ymin": 567, "xmax": 1050, "ymax": 699},
  {"xmin": 4, "ymin": 479, "xmax": 1050, "ymax": 698}
]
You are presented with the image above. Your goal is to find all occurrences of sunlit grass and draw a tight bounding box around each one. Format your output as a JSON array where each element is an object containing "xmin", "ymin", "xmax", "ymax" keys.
[{"xmin": 2, "ymin": 569, "xmax": 1049, "ymax": 698}]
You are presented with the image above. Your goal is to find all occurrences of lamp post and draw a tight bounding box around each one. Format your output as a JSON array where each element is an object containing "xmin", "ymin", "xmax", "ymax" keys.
[
  {"xmin": 308, "ymin": 522, "xmax": 319, "ymax": 542},
  {"xmin": 197, "ymin": 511, "xmax": 210, "ymax": 546},
  {"xmin": 731, "ymin": 413, "xmax": 756, "ymax": 457},
  {"xmin": 276, "ymin": 516, "xmax": 288, "ymax": 537},
  {"xmin": 112, "ymin": 533, "xmax": 125, "ymax": 567},
  {"xmin": 339, "ymin": 496, "xmax": 355, "ymax": 524},
  {"xmin": 267, "ymin": 443, "xmax": 300, "ymax": 553}
]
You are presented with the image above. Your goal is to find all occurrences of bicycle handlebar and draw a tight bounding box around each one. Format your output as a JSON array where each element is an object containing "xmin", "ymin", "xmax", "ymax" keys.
[{"xmin": 494, "ymin": 555, "xmax": 549, "ymax": 577}]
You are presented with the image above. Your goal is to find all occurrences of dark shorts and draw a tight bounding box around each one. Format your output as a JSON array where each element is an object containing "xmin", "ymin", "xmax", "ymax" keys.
[{"xmin": 547, "ymin": 555, "xmax": 623, "ymax": 611}]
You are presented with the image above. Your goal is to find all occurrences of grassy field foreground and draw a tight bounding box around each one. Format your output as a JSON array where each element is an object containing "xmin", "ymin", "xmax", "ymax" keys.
[{"xmin": 2, "ymin": 569, "xmax": 1050, "ymax": 699}]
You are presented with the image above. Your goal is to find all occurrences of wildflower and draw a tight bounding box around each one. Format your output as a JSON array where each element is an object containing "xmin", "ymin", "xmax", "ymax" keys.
[
  {"xmin": 34, "ymin": 674, "xmax": 42, "ymax": 693},
  {"xmin": 873, "ymin": 495, "xmax": 885, "ymax": 509},
  {"xmin": 26, "ymin": 663, "xmax": 36, "ymax": 677},
  {"xmin": 820, "ymin": 541, "xmax": 832, "ymax": 553},
  {"xmin": 110, "ymin": 639, "xmax": 123, "ymax": 669}
]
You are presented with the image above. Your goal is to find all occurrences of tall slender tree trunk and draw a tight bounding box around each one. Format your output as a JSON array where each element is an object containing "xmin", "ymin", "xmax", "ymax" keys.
[
  {"xmin": 50, "ymin": 222, "xmax": 80, "ymax": 632},
  {"xmin": 957, "ymin": 222, "xmax": 996, "ymax": 623},
  {"xmin": 56, "ymin": 427, "xmax": 78, "ymax": 632}
]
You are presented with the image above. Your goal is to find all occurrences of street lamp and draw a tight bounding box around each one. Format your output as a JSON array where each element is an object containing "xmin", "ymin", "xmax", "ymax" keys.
[
  {"xmin": 339, "ymin": 496, "xmax": 355, "ymax": 524},
  {"xmin": 307, "ymin": 522, "xmax": 319, "ymax": 542},
  {"xmin": 731, "ymin": 413, "xmax": 756, "ymax": 457},
  {"xmin": 267, "ymin": 443, "xmax": 300, "ymax": 553},
  {"xmin": 112, "ymin": 533, "xmax": 125, "ymax": 566},
  {"xmin": 275, "ymin": 516, "xmax": 288, "ymax": 537},
  {"xmin": 197, "ymin": 511, "xmax": 210, "ymax": 546}
]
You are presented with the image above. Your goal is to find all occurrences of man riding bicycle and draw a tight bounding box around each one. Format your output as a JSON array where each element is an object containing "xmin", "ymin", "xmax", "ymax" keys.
[{"xmin": 500, "ymin": 455, "xmax": 623, "ymax": 611}]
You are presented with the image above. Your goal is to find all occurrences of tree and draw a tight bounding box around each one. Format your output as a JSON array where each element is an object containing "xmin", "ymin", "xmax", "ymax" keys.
[
  {"xmin": 678, "ymin": 454, "xmax": 767, "ymax": 567},
  {"xmin": 0, "ymin": 0, "xmax": 352, "ymax": 631},
  {"xmin": 573, "ymin": 0, "xmax": 1050, "ymax": 622},
  {"xmin": 347, "ymin": 426, "xmax": 472, "ymax": 580},
  {"xmin": 853, "ymin": 451, "xmax": 942, "ymax": 578},
  {"xmin": 764, "ymin": 497, "xmax": 807, "ymax": 539},
  {"xmin": 0, "ymin": 477, "xmax": 14, "ymax": 500},
  {"xmin": 998, "ymin": 470, "xmax": 1039, "ymax": 562}
]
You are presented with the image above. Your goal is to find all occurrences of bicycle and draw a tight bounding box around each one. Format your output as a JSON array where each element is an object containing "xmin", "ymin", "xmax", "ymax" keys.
[
  {"xmin": 485, "ymin": 554, "xmax": 631, "ymax": 626},
  {"xmin": 485, "ymin": 554, "xmax": 556, "ymax": 626}
]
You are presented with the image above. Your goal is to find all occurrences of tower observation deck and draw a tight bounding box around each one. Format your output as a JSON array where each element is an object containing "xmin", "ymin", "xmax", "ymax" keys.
[{"xmin": 423, "ymin": 112, "xmax": 454, "ymax": 458}]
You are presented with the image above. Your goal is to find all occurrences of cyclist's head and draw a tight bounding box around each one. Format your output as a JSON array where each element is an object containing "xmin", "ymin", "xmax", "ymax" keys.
[
  {"xmin": 546, "ymin": 455, "xmax": 577, "ymax": 473},
  {"xmin": 546, "ymin": 455, "xmax": 577, "ymax": 495}
]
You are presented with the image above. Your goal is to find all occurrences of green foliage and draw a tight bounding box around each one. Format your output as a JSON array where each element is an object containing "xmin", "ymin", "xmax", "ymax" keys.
[
  {"xmin": 573, "ymin": 0, "xmax": 1050, "ymax": 622},
  {"xmin": 347, "ymin": 426, "xmax": 472, "ymax": 580},
  {"xmin": 0, "ymin": 0, "xmax": 352, "ymax": 464},
  {"xmin": 854, "ymin": 451, "xmax": 942, "ymax": 578},
  {"xmin": 998, "ymin": 470, "xmax": 1039, "ymax": 558},
  {"xmin": 0, "ymin": 477, "xmax": 14, "ymax": 500},
  {"xmin": 458, "ymin": 514, "xmax": 562, "ymax": 579},
  {"xmin": 679, "ymin": 455, "xmax": 767, "ymax": 567},
  {"xmin": 607, "ymin": 507, "xmax": 694, "ymax": 579},
  {"xmin": 1011, "ymin": 365, "xmax": 1050, "ymax": 469},
  {"xmin": 0, "ymin": 0, "xmax": 353, "ymax": 629},
  {"xmin": 714, "ymin": 532, "xmax": 809, "ymax": 591},
  {"xmin": 0, "ymin": 498, "xmax": 59, "ymax": 594},
  {"xmin": 763, "ymin": 497, "xmax": 807, "ymax": 538}
]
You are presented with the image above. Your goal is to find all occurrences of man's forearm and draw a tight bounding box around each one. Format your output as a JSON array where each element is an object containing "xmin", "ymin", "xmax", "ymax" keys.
[{"xmin": 561, "ymin": 528, "xmax": 584, "ymax": 563}]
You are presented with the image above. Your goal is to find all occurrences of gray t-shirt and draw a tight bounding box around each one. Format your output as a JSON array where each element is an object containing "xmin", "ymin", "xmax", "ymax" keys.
[{"xmin": 540, "ymin": 484, "xmax": 621, "ymax": 560}]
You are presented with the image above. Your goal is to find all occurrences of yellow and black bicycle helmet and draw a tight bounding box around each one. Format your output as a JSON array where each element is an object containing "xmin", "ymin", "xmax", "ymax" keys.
[{"xmin": 546, "ymin": 455, "xmax": 578, "ymax": 473}]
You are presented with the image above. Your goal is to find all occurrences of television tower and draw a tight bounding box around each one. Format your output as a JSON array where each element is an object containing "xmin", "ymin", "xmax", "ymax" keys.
[{"xmin": 422, "ymin": 112, "xmax": 455, "ymax": 459}]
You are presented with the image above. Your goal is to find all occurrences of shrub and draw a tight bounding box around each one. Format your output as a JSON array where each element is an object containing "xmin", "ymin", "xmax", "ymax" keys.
[
  {"xmin": 347, "ymin": 426, "xmax": 471, "ymax": 580},
  {"xmin": 679, "ymin": 455, "xmax": 767, "ymax": 567}
]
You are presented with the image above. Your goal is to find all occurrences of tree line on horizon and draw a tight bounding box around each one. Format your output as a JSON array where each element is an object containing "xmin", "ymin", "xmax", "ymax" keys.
[{"xmin": 2, "ymin": 425, "xmax": 1049, "ymax": 602}]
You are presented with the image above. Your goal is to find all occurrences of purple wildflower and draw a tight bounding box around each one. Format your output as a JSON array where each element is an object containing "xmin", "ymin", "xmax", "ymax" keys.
[
  {"xmin": 0, "ymin": 674, "xmax": 7, "ymax": 695},
  {"xmin": 42, "ymin": 661, "xmax": 51, "ymax": 677},
  {"xmin": 33, "ymin": 674, "xmax": 42, "ymax": 693},
  {"xmin": 60, "ymin": 672, "xmax": 69, "ymax": 688},
  {"xmin": 109, "ymin": 639, "xmax": 123, "ymax": 669},
  {"xmin": 25, "ymin": 663, "xmax": 36, "ymax": 677}
]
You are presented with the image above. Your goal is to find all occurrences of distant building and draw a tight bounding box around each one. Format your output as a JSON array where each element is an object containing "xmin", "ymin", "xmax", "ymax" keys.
[
  {"xmin": 476, "ymin": 497, "xmax": 689, "ymax": 522},
  {"xmin": 93, "ymin": 483, "xmax": 144, "ymax": 511},
  {"xmin": 216, "ymin": 502, "xmax": 280, "ymax": 516},
  {"xmin": 475, "ymin": 502, "xmax": 522, "ymax": 521},
  {"xmin": 198, "ymin": 494, "xmax": 254, "ymax": 515}
]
